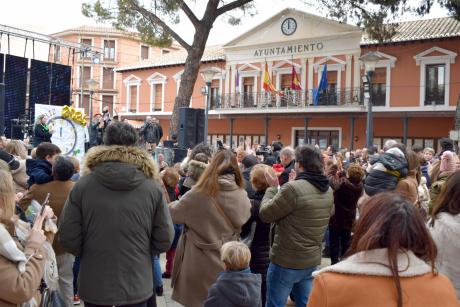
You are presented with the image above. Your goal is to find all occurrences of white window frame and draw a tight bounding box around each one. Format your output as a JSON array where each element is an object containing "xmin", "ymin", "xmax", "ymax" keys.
[
  {"xmin": 147, "ymin": 72, "xmax": 167, "ymax": 112},
  {"xmin": 414, "ymin": 46, "xmax": 457, "ymax": 107},
  {"xmin": 102, "ymin": 39, "xmax": 117, "ymax": 62},
  {"xmin": 359, "ymin": 51, "xmax": 397, "ymax": 107},
  {"xmin": 291, "ymin": 126, "xmax": 342, "ymax": 148},
  {"xmin": 80, "ymin": 37, "xmax": 94, "ymax": 59},
  {"xmin": 101, "ymin": 66, "xmax": 116, "ymax": 90},
  {"xmin": 140, "ymin": 44, "xmax": 150, "ymax": 61},
  {"xmin": 123, "ymin": 74, "xmax": 142, "ymax": 113}
]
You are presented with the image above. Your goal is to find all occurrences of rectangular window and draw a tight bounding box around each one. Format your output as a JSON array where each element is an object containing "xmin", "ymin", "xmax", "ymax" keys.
[
  {"xmin": 295, "ymin": 130, "xmax": 339, "ymax": 148},
  {"xmin": 281, "ymin": 74, "xmax": 291, "ymax": 91},
  {"xmin": 141, "ymin": 46, "xmax": 149, "ymax": 60},
  {"xmin": 103, "ymin": 40, "xmax": 116, "ymax": 61},
  {"xmin": 153, "ymin": 84, "xmax": 162, "ymax": 111},
  {"xmin": 371, "ymin": 67, "xmax": 386, "ymax": 106},
  {"xmin": 129, "ymin": 85, "xmax": 137, "ymax": 112},
  {"xmin": 425, "ymin": 64, "xmax": 445, "ymax": 105},
  {"xmin": 102, "ymin": 67, "xmax": 114, "ymax": 89},
  {"xmin": 80, "ymin": 38, "xmax": 92, "ymax": 59},
  {"xmin": 79, "ymin": 94, "xmax": 90, "ymax": 116},
  {"xmin": 80, "ymin": 66, "xmax": 91, "ymax": 87},
  {"xmin": 102, "ymin": 95, "xmax": 114, "ymax": 115}
]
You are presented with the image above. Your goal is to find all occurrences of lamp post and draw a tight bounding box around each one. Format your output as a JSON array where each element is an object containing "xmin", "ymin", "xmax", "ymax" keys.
[
  {"xmin": 201, "ymin": 68, "xmax": 217, "ymax": 145},
  {"xmin": 360, "ymin": 52, "xmax": 382, "ymax": 150},
  {"xmin": 86, "ymin": 78, "xmax": 98, "ymax": 146}
]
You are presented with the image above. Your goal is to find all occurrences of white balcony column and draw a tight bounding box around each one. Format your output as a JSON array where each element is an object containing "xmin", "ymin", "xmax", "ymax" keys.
[
  {"xmin": 353, "ymin": 53, "xmax": 361, "ymax": 103},
  {"xmin": 230, "ymin": 64, "xmax": 236, "ymax": 107},
  {"xmin": 345, "ymin": 54, "xmax": 353, "ymax": 104},
  {"xmin": 307, "ymin": 57, "xmax": 314, "ymax": 105}
]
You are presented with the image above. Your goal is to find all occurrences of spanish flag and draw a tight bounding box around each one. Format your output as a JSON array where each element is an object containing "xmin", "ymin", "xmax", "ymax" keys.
[
  {"xmin": 291, "ymin": 65, "xmax": 302, "ymax": 90},
  {"xmin": 263, "ymin": 62, "xmax": 277, "ymax": 93}
]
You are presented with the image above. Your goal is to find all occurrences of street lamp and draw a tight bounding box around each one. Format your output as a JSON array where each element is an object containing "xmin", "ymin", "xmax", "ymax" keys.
[
  {"xmin": 360, "ymin": 51, "xmax": 382, "ymax": 150},
  {"xmin": 86, "ymin": 78, "xmax": 98, "ymax": 146},
  {"xmin": 201, "ymin": 68, "xmax": 217, "ymax": 145}
]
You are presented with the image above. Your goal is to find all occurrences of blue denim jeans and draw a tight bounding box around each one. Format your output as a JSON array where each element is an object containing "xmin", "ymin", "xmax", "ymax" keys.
[
  {"xmin": 152, "ymin": 255, "xmax": 163, "ymax": 288},
  {"xmin": 266, "ymin": 262, "xmax": 316, "ymax": 307}
]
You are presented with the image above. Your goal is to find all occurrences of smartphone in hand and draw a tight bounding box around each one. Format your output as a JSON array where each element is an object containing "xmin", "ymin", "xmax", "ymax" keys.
[{"xmin": 39, "ymin": 193, "xmax": 51, "ymax": 216}]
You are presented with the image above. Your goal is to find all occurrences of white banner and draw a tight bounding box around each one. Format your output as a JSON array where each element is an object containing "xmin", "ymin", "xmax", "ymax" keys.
[{"xmin": 35, "ymin": 104, "xmax": 86, "ymax": 162}]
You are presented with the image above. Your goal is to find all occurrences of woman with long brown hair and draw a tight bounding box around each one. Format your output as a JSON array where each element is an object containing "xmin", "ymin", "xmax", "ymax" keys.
[
  {"xmin": 169, "ymin": 149, "xmax": 251, "ymax": 307},
  {"xmin": 429, "ymin": 170, "xmax": 460, "ymax": 300},
  {"xmin": 307, "ymin": 192, "xmax": 458, "ymax": 307}
]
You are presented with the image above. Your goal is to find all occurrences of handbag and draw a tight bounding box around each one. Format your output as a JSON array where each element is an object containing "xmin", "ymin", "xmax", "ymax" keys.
[{"xmin": 39, "ymin": 280, "xmax": 65, "ymax": 307}]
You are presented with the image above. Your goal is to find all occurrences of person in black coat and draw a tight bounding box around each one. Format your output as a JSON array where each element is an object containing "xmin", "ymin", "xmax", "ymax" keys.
[
  {"xmin": 241, "ymin": 155, "xmax": 259, "ymax": 199},
  {"xmin": 32, "ymin": 115, "xmax": 52, "ymax": 147},
  {"xmin": 240, "ymin": 164, "xmax": 273, "ymax": 306},
  {"xmin": 327, "ymin": 163, "xmax": 364, "ymax": 264}
]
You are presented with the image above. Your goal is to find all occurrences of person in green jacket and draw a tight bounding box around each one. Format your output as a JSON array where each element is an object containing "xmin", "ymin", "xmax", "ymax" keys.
[{"xmin": 260, "ymin": 144, "xmax": 334, "ymax": 307}]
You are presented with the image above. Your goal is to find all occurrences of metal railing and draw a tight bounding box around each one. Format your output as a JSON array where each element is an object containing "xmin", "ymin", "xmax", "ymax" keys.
[{"xmin": 213, "ymin": 87, "xmax": 369, "ymax": 110}]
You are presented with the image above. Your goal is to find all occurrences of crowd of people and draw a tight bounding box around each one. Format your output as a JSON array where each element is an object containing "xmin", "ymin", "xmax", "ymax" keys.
[{"xmin": 0, "ymin": 119, "xmax": 460, "ymax": 307}]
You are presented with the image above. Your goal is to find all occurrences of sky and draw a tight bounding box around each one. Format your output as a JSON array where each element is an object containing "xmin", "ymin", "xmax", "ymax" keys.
[{"xmin": 0, "ymin": 0, "xmax": 450, "ymax": 60}]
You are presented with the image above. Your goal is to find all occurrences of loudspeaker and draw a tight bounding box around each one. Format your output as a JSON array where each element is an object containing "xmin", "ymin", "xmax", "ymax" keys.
[
  {"xmin": 178, "ymin": 107, "xmax": 205, "ymax": 149},
  {"xmin": 0, "ymin": 83, "xmax": 4, "ymax": 136}
]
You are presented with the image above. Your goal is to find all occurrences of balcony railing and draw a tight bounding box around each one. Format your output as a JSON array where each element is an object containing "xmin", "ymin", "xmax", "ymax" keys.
[{"xmin": 212, "ymin": 87, "xmax": 367, "ymax": 110}]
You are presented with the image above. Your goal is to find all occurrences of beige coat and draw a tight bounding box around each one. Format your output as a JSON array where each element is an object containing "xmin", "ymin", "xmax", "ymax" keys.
[
  {"xmin": 169, "ymin": 174, "xmax": 251, "ymax": 307},
  {"xmin": 0, "ymin": 226, "xmax": 46, "ymax": 307},
  {"xmin": 10, "ymin": 159, "xmax": 28, "ymax": 194}
]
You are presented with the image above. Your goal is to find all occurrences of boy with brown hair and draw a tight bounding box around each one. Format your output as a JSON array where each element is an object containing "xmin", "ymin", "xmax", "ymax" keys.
[{"xmin": 26, "ymin": 142, "xmax": 61, "ymax": 187}]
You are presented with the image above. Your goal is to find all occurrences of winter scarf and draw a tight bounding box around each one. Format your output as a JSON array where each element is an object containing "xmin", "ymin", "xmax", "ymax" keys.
[{"xmin": 296, "ymin": 171, "xmax": 330, "ymax": 192}]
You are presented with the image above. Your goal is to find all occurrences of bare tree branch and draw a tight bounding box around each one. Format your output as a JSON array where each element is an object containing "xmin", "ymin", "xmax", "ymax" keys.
[
  {"xmin": 127, "ymin": 0, "xmax": 191, "ymax": 50},
  {"xmin": 216, "ymin": 0, "xmax": 254, "ymax": 16},
  {"xmin": 177, "ymin": 0, "xmax": 200, "ymax": 28}
]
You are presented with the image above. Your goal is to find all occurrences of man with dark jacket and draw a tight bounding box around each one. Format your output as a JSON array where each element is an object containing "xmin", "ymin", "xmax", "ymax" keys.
[
  {"xmin": 260, "ymin": 145, "xmax": 333, "ymax": 307},
  {"xmin": 278, "ymin": 146, "xmax": 295, "ymax": 186},
  {"xmin": 59, "ymin": 122, "xmax": 174, "ymax": 307},
  {"xmin": 140, "ymin": 116, "xmax": 163, "ymax": 148},
  {"xmin": 90, "ymin": 114, "xmax": 107, "ymax": 147}
]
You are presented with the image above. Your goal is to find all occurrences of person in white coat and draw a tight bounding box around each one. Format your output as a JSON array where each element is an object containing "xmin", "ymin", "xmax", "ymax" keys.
[{"xmin": 429, "ymin": 170, "xmax": 460, "ymax": 300}]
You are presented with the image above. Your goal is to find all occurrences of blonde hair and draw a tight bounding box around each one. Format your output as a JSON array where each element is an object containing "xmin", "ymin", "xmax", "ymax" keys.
[
  {"xmin": 0, "ymin": 170, "xmax": 16, "ymax": 222},
  {"xmin": 250, "ymin": 164, "xmax": 273, "ymax": 192},
  {"xmin": 5, "ymin": 140, "xmax": 28, "ymax": 160},
  {"xmin": 30, "ymin": 148, "xmax": 37, "ymax": 159},
  {"xmin": 221, "ymin": 241, "xmax": 251, "ymax": 271}
]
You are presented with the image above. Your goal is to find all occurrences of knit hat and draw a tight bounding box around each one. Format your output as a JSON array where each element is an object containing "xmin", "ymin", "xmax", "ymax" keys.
[
  {"xmin": 440, "ymin": 151, "xmax": 456, "ymax": 174},
  {"xmin": 0, "ymin": 150, "xmax": 20, "ymax": 171},
  {"xmin": 386, "ymin": 147, "xmax": 405, "ymax": 158}
]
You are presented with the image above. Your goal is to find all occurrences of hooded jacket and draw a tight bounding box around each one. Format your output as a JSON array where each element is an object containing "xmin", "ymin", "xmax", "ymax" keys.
[
  {"xmin": 203, "ymin": 270, "xmax": 262, "ymax": 307},
  {"xmin": 58, "ymin": 145, "xmax": 174, "ymax": 306},
  {"xmin": 260, "ymin": 173, "xmax": 333, "ymax": 269},
  {"xmin": 26, "ymin": 159, "xmax": 53, "ymax": 187}
]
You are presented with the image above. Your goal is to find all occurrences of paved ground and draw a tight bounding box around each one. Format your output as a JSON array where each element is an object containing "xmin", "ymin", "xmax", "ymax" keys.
[{"xmin": 156, "ymin": 254, "xmax": 332, "ymax": 307}]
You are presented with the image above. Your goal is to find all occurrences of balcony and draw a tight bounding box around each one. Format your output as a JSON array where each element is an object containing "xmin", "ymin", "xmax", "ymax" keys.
[{"xmin": 212, "ymin": 87, "xmax": 365, "ymax": 110}]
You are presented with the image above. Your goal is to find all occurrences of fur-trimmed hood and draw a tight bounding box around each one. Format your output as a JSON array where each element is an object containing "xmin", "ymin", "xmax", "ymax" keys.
[
  {"xmin": 82, "ymin": 145, "xmax": 159, "ymax": 180},
  {"xmin": 314, "ymin": 248, "xmax": 432, "ymax": 277}
]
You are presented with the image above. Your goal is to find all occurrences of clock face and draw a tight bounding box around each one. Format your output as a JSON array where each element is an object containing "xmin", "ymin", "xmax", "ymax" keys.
[
  {"xmin": 48, "ymin": 116, "xmax": 78, "ymax": 156},
  {"xmin": 281, "ymin": 18, "xmax": 297, "ymax": 36}
]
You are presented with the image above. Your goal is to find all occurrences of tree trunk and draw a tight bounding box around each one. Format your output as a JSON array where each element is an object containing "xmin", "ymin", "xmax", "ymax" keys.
[{"xmin": 169, "ymin": 14, "xmax": 217, "ymax": 136}]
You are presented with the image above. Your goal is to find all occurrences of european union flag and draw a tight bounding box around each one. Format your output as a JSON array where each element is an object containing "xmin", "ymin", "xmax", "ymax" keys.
[{"xmin": 313, "ymin": 64, "xmax": 328, "ymax": 106}]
